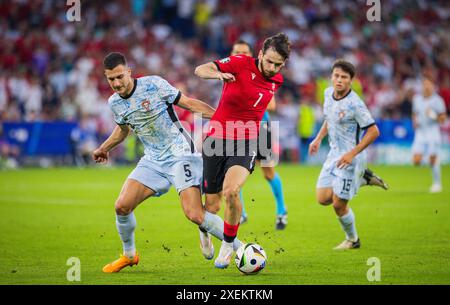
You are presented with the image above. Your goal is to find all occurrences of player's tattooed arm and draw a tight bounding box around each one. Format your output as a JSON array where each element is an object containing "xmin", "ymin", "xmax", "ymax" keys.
[
  {"xmin": 177, "ymin": 94, "xmax": 216, "ymax": 119},
  {"xmin": 92, "ymin": 125, "xmax": 130, "ymax": 163},
  {"xmin": 194, "ymin": 62, "xmax": 235, "ymax": 82},
  {"xmin": 337, "ymin": 124, "xmax": 380, "ymax": 169},
  {"xmin": 309, "ymin": 121, "xmax": 328, "ymax": 156}
]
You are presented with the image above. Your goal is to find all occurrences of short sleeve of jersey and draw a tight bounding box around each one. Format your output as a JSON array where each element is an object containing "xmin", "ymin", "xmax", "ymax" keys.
[
  {"xmin": 213, "ymin": 55, "xmax": 249, "ymax": 74},
  {"xmin": 353, "ymin": 98, "xmax": 375, "ymax": 129},
  {"xmin": 108, "ymin": 96, "xmax": 126, "ymax": 125},
  {"xmin": 148, "ymin": 76, "xmax": 181, "ymax": 105},
  {"xmin": 324, "ymin": 87, "xmax": 334, "ymax": 102}
]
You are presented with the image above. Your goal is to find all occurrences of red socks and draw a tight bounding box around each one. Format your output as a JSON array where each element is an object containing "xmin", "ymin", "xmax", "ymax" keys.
[{"xmin": 223, "ymin": 221, "xmax": 239, "ymax": 243}]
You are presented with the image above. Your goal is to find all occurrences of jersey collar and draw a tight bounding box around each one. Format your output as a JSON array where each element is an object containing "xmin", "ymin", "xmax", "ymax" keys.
[
  {"xmin": 332, "ymin": 89, "xmax": 352, "ymax": 101},
  {"xmin": 119, "ymin": 78, "xmax": 137, "ymax": 99}
]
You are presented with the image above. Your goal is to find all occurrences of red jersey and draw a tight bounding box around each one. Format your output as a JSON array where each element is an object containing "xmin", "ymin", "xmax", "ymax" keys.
[{"xmin": 208, "ymin": 55, "xmax": 283, "ymax": 140}]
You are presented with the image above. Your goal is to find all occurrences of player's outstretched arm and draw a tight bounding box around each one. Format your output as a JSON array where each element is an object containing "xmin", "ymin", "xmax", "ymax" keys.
[
  {"xmin": 177, "ymin": 94, "xmax": 216, "ymax": 119},
  {"xmin": 337, "ymin": 124, "xmax": 380, "ymax": 169},
  {"xmin": 194, "ymin": 62, "xmax": 235, "ymax": 82},
  {"xmin": 92, "ymin": 124, "xmax": 130, "ymax": 163},
  {"xmin": 309, "ymin": 121, "xmax": 328, "ymax": 156}
]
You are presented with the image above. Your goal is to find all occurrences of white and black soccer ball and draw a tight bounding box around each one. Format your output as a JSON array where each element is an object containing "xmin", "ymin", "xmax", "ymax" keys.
[{"xmin": 235, "ymin": 243, "xmax": 267, "ymax": 275}]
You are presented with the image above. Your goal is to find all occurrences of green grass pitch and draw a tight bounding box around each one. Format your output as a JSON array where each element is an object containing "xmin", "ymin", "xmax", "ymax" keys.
[{"xmin": 0, "ymin": 165, "xmax": 449, "ymax": 284}]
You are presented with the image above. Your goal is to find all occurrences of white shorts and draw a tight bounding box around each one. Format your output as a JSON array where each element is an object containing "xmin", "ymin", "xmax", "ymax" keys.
[
  {"xmin": 316, "ymin": 154, "xmax": 366, "ymax": 201},
  {"xmin": 128, "ymin": 154, "xmax": 203, "ymax": 197},
  {"xmin": 412, "ymin": 134, "xmax": 441, "ymax": 157}
]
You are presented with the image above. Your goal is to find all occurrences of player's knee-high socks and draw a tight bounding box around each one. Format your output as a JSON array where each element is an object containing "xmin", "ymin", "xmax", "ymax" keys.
[
  {"xmin": 223, "ymin": 221, "xmax": 239, "ymax": 245},
  {"xmin": 200, "ymin": 211, "xmax": 242, "ymax": 250},
  {"xmin": 338, "ymin": 208, "xmax": 358, "ymax": 242},
  {"xmin": 431, "ymin": 160, "xmax": 441, "ymax": 186},
  {"xmin": 268, "ymin": 173, "xmax": 287, "ymax": 216},
  {"xmin": 116, "ymin": 212, "xmax": 136, "ymax": 258}
]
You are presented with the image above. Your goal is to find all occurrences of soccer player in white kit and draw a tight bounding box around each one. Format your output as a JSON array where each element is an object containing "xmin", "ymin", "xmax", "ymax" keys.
[
  {"xmin": 93, "ymin": 52, "xmax": 242, "ymax": 272},
  {"xmin": 412, "ymin": 77, "xmax": 447, "ymax": 193},
  {"xmin": 309, "ymin": 59, "xmax": 383, "ymax": 250}
]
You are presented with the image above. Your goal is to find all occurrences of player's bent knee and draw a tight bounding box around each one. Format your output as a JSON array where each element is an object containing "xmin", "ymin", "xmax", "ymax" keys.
[
  {"xmin": 316, "ymin": 192, "xmax": 333, "ymax": 205},
  {"xmin": 223, "ymin": 186, "xmax": 240, "ymax": 203},
  {"xmin": 205, "ymin": 201, "xmax": 221, "ymax": 214},
  {"xmin": 114, "ymin": 199, "xmax": 134, "ymax": 215},
  {"xmin": 183, "ymin": 207, "xmax": 203, "ymax": 225},
  {"xmin": 317, "ymin": 197, "xmax": 332, "ymax": 205}
]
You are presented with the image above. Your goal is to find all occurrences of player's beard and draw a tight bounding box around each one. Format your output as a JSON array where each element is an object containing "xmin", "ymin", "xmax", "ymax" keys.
[{"xmin": 260, "ymin": 60, "xmax": 275, "ymax": 78}]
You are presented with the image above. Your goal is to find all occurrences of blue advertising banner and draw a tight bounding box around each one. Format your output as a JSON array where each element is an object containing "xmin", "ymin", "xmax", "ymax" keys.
[
  {"xmin": 2, "ymin": 122, "xmax": 77, "ymax": 156},
  {"xmin": 375, "ymin": 119, "xmax": 414, "ymax": 144}
]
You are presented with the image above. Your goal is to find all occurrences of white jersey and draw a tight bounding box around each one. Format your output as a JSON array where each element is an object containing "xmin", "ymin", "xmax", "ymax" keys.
[
  {"xmin": 412, "ymin": 93, "xmax": 446, "ymax": 140},
  {"xmin": 323, "ymin": 87, "xmax": 375, "ymax": 158},
  {"xmin": 108, "ymin": 76, "xmax": 195, "ymax": 161}
]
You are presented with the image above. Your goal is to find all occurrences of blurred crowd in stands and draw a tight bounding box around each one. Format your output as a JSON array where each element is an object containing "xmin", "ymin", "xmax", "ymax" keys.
[{"xmin": 0, "ymin": 0, "xmax": 449, "ymax": 165}]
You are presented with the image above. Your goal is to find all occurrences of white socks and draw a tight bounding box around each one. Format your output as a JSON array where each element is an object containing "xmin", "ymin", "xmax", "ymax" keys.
[
  {"xmin": 115, "ymin": 210, "xmax": 244, "ymax": 259},
  {"xmin": 338, "ymin": 208, "xmax": 358, "ymax": 242},
  {"xmin": 116, "ymin": 212, "xmax": 136, "ymax": 258},
  {"xmin": 431, "ymin": 161, "xmax": 441, "ymax": 186}
]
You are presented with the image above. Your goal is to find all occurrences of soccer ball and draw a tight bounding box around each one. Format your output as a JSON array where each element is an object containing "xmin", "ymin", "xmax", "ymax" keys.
[{"xmin": 235, "ymin": 243, "xmax": 267, "ymax": 275}]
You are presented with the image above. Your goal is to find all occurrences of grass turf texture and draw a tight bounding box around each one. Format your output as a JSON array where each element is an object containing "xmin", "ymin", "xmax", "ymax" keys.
[{"xmin": 0, "ymin": 165, "xmax": 449, "ymax": 285}]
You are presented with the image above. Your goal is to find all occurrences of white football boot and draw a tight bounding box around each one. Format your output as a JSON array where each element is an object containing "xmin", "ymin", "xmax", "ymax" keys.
[
  {"xmin": 430, "ymin": 184, "xmax": 443, "ymax": 193},
  {"xmin": 333, "ymin": 238, "xmax": 361, "ymax": 250},
  {"xmin": 199, "ymin": 230, "xmax": 214, "ymax": 260},
  {"xmin": 214, "ymin": 240, "xmax": 234, "ymax": 269}
]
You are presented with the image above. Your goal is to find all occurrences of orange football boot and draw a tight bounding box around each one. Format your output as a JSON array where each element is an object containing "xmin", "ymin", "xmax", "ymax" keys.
[{"xmin": 102, "ymin": 252, "xmax": 139, "ymax": 273}]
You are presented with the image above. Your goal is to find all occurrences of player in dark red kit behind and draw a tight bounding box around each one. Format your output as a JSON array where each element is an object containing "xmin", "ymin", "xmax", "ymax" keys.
[{"xmin": 194, "ymin": 33, "xmax": 291, "ymax": 268}]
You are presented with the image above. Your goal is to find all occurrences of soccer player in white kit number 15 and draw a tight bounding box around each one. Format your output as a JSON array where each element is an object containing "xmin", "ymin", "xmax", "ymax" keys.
[{"xmin": 309, "ymin": 59, "xmax": 388, "ymax": 250}]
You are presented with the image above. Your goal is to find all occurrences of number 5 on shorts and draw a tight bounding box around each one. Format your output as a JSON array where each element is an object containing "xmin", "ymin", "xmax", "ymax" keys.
[{"xmin": 183, "ymin": 164, "xmax": 192, "ymax": 178}]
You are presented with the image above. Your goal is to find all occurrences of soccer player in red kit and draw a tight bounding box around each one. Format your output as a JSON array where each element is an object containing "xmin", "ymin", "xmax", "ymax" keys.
[{"xmin": 194, "ymin": 33, "xmax": 291, "ymax": 268}]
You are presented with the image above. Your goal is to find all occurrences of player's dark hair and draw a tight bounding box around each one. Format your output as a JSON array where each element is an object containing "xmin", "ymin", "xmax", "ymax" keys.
[
  {"xmin": 233, "ymin": 40, "xmax": 253, "ymax": 54},
  {"xmin": 103, "ymin": 52, "xmax": 127, "ymax": 70},
  {"xmin": 332, "ymin": 59, "xmax": 356, "ymax": 79},
  {"xmin": 262, "ymin": 33, "xmax": 291, "ymax": 60}
]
